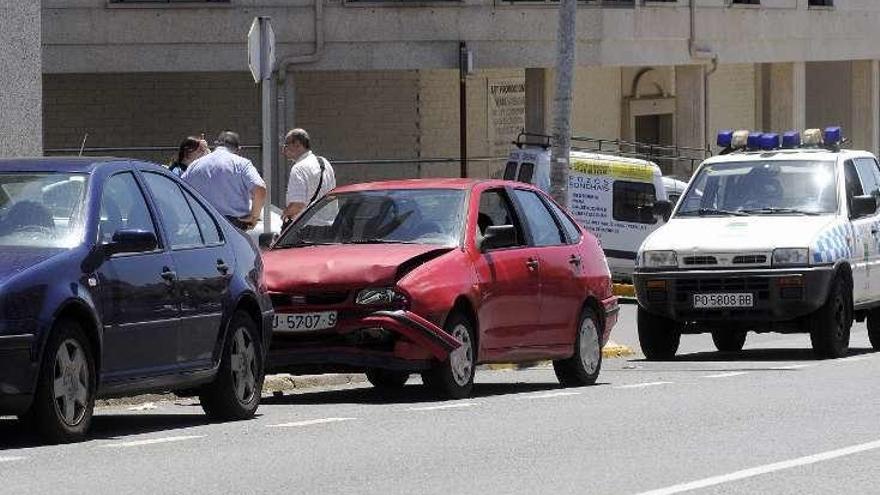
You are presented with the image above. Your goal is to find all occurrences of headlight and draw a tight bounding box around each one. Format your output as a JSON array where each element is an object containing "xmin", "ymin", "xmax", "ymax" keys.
[
  {"xmin": 772, "ymin": 248, "xmax": 809, "ymax": 267},
  {"xmin": 355, "ymin": 288, "xmax": 408, "ymax": 307},
  {"xmin": 641, "ymin": 250, "xmax": 678, "ymax": 268}
]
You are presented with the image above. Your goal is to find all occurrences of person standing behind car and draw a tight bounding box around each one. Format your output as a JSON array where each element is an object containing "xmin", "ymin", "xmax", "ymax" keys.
[
  {"xmin": 281, "ymin": 128, "xmax": 336, "ymax": 223},
  {"xmin": 182, "ymin": 130, "xmax": 266, "ymax": 230},
  {"xmin": 168, "ymin": 136, "xmax": 210, "ymax": 176}
]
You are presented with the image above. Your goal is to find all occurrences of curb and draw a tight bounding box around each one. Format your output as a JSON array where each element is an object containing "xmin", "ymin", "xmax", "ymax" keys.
[{"xmin": 96, "ymin": 343, "xmax": 636, "ymax": 408}]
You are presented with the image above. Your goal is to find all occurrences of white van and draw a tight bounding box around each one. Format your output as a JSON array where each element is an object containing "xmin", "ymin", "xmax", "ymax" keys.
[
  {"xmin": 505, "ymin": 145, "xmax": 673, "ymax": 281},
  {"xmin": 634, "ymin": 127, "xmax": 880, "ymax": 360}
]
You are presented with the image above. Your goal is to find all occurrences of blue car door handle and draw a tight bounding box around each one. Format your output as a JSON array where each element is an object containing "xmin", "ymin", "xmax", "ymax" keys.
[
  {"xmin": 160, "ymin": 267, "xmax": 177, "ymax": 282},
  {"xmin": 216, "ymin": 259, "xmax": 230, "ymax": 274}
]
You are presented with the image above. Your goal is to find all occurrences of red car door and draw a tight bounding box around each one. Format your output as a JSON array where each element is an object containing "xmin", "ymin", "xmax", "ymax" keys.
[
  {"xmin": 510, "ymin": 189, "xmax": 584, "ymax": 347},
  {"xmin": 471, "ymin": 188, "xmax": 542, "ymax": 351}
]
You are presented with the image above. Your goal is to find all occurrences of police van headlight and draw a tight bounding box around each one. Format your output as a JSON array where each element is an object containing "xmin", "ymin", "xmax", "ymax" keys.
[
  {"xmin": 641, "ymin": 250, "xmax": 678, "ymax": 269},
  {"xmin": 772, "ymin": 248, "xmax": 809, "ymax": 267}
]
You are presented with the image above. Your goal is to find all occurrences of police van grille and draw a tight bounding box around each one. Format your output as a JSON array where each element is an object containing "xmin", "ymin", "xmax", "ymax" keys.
[
  {"xmin": 683, "ymin": 256, "xmax": 718, "ymax": 266},
  {"xmin": 732, "ymin": 255, "xmax": 767, "ymax": 265}
]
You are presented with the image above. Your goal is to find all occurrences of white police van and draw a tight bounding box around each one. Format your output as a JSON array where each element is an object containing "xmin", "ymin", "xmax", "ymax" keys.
[
  {"xmin": 634, "ymin": 127, "xmax": 880, "ymax": 360},
  {"xmin": 506, "ymin": 143, "xmax": 673, "ymax": 281}
]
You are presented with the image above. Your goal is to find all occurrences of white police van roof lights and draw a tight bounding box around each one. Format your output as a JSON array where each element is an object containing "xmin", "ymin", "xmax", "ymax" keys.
[{"xmin": 717, "ymin": 126, "xmax": 846, "ymax": 154}]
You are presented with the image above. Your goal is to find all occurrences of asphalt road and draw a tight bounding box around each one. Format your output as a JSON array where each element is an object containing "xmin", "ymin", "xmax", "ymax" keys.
[{"xmin": 2, "ymin": 304, "xmax": 880, "ymax": 495}]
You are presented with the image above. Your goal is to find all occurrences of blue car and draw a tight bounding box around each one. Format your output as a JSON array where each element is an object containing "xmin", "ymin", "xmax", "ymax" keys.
[{"xmin": 0, "ymin": 158, "xmax": 273, "ymax": 442}]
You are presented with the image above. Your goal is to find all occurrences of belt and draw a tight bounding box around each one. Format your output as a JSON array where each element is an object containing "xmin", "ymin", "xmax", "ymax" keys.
[{"xmin": 224, "ymin": 215, "xmax": 249, "ymax": 230}]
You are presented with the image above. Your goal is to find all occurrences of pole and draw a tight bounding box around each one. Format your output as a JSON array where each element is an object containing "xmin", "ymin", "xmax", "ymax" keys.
[
  {"xmin": 260, "ymin": 17, "xmax": 273, "ymax": 234},
  {"xmin": 459, "ymin": 42, "xmax": 468, "ymax": 179},
  {"xmin": 550, "ymin": 0, "xmax": 577, "ymax": 206}
]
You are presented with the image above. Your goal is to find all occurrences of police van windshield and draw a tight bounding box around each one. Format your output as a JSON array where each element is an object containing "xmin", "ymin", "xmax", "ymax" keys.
[{"xmin": 676, "ymin": 160, "xmax": 838, "ymax": 217}]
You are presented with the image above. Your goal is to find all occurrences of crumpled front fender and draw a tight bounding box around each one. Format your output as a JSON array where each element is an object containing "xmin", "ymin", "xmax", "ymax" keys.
[{"xmin": 362, "ymin": 310, "xmax": 462, "ymax": 360}]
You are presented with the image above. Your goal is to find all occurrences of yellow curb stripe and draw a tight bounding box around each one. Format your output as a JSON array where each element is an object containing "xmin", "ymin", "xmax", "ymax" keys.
[{"xmin": 612, "ymin": 283, "xmax": 635, "ymax": 297}]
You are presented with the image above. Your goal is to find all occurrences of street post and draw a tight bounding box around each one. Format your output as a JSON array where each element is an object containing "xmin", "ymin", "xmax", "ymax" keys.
[{"xmin": 248, "ymin": 16, "xmax": 276, "ymax": 233}]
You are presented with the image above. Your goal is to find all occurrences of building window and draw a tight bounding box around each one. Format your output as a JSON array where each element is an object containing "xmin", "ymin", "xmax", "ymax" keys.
[
  {"xmin": 808, "ymin": 0, "xmax": 833, "ymax": 6},
  {"xmin": 109, "ymin": 0, "xmax": 230, "ymax": 4},
  {"xmin": 730, "ymin": 0, "xmax": 760, "ymax": 4},
  {"xmin": 495, "ymin": 0, "xmax": 635, "ymax": 4}
]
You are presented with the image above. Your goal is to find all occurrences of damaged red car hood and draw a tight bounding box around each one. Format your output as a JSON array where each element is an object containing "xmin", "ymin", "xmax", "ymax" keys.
[{"xmin": 263, "ymin": 243, "xmax": 454, "ymax": 291}]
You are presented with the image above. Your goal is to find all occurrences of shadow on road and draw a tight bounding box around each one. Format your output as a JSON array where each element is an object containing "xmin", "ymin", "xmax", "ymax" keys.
[
  {"xmin": 628, "ymin": 346, "xmax": 876, "ymax": 366},
  {"xmin": 0, "ymin": 412, "xmax": 230, "ymax": 450},
  {"xmin": 262, "ymin": 380, "xmax": 606, "ymax": 406}
]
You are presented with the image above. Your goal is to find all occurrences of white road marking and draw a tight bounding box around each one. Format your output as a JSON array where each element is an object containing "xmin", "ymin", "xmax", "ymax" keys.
[
  {"xmin": 615, "ymin": 381, "xmax": 673, "ymax": 389},
  {"xmin": 519, "ymin": 391, "xmax": 582, "ymax": 400},
  {"xmin": 101, "ymin": 435, "xmax": 204, "ymax": 448},
  {"xmin": 408, "ymin": 402, "xmax": 478, "ymax": 411},
  {"xmin": 769, "ymin": 364, "xmax": 811, "ymax": 370},
  {"xmin": 0, "ymin": 456, "xmax": 26, "ymax": 463},
  {"xmin": 267, "ymin": 417, "xmax": 357, "ymax": 428},
  {"xmin": 634, "ymin": 438, "xmax": 880, "ymax": 495},
  {"xmin": 703, "ymin": 372, "xmax": 749, "ymax": 379}
]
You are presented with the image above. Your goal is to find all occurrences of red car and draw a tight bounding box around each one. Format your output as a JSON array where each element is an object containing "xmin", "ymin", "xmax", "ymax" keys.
[{"xmin": 263, "ymin": 179, "xmax": 618, "ymax": 398}]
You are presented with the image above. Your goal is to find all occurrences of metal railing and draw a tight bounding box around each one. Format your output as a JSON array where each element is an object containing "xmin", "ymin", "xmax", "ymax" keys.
[{"xmin": 570, "ymin": 135, "xmax": 711, "ymax": 177}]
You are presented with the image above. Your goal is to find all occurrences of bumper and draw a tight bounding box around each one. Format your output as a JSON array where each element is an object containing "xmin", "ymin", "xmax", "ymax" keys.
[
  {"xmin": 0, "ymin": 334, "xmax": 38, "ymax": 415},
  {"xmin": 601, "ymin": 296, "xmax": 619, "ymax": 346},
  {"xmin": 268, "ymin": 310, "xmax": 462, "ymax": 374},
  {"xmin": 633, "ymin": 266, "xmax": 835, "ymax": 324}
]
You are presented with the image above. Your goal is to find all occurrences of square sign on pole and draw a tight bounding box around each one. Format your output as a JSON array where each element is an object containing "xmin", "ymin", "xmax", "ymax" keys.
[
  {"xmin": 248, "ymin": 17, "xmax": 275, "ymax": 82},
  {"xmin": 248, "ymin": 17, "xmax": 276, "ymax": 234}
]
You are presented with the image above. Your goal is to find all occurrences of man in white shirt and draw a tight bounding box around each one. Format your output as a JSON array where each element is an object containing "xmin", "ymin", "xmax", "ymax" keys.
[
  {"xmin": 281, "ymin": 128, "xmax": 336, "ymax": 222},
  {"xmin": 182, "ymin": 130, "xmax": 266, "ymax": 230}
]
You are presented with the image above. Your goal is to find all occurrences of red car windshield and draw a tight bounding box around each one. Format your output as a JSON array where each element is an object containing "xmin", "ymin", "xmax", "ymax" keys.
[{"xmin": 276, "ymin": 188, "xmax": 467, "ymax": 247}]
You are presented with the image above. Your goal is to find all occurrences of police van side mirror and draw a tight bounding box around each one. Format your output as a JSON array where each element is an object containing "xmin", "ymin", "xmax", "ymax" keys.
[
  {"xmin": 850, "ymin": 195, "xmax": 878, "ymax": 218},
  {"xmin": 653, "ymin": 200, "xmax": 673, "ymax": 222}
]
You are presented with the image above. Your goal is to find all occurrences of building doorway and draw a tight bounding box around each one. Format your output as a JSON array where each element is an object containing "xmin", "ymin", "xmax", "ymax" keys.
[{"xmin": 635, "ymin": 113, "xmax": 674, "ymax": 173}]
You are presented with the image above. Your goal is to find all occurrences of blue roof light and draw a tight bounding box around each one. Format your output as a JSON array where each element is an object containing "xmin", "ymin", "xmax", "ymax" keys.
[
  {"xmin": 824, "ymin": 126, "xmax": 842, "ymax": 146},
  {"xmin": 746, "ymin": 133, "xmax": 762, "ymax": 150},
  {"xmin": 782, "ymin": 131, "xmax": 801, "ymax": 149},
  {"xmin": 717, "ymin": 130, "xmax": 734, "ymax": 148},
  {"xmin": 759, "ymin": 133, "xmax": 780, "ymax": 151}
]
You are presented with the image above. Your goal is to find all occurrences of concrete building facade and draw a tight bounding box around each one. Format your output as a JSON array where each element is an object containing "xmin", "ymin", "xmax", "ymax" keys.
[
  {"xmin": 25, "ymin": 0, "xmax": 880, "ymax": 204},
  {"xmin": 1, "ymin": 0, "xmax": 42, "ymax": 157}
]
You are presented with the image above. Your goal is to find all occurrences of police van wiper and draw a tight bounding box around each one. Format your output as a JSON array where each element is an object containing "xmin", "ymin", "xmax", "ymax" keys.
[
  {"xmin": 739, "ymin": 207, "xmax": 821, "ymax": 216},
  {"xmin": 679, "ymin": 208, "xmax": 748, "ymax": 217}
]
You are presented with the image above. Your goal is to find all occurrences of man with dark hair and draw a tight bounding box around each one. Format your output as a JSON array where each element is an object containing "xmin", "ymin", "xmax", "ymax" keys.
[
  {"xmin": 182, "ymin": 130, "xmax": 266, "ymax": 230},
  {"xmin": 281, "ymin": 128, "xmax": 336, "ymax": 222}
]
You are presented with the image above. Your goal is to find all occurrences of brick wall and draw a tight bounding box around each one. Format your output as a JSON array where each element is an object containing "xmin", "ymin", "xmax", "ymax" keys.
[
  {"xmin": 44, "ymin": 72, "xmax": 260, "ymax": 166},
  {"xmin": 293, "ymin": 70, "xmax": 420, "ymax": 186}
]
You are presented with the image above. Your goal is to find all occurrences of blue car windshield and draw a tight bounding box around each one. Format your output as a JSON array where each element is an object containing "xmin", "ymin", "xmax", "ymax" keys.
[
  {"xmin": 277, "ymin": 189, "xmax": 466, "ymax": 247},
  {"xmin": 0, "ymin": 173, "xmax": 88, "ymax": 248},
  {"xmin": 676, "ymin": 160, "xmax": 838, "ymax": 217}
]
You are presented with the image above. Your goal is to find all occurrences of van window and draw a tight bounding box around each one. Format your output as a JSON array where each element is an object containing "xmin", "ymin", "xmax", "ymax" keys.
[
  {"xmin": 503, "ymin": 162, "xmax": 518, "ymax": 181},
  {"xmin": 613, "ymin": 181, "xmax": 657, "ymax": 224},
  {"xmin": 517, "ymin": 163, "xmax": 535, "ymax": 183}
]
